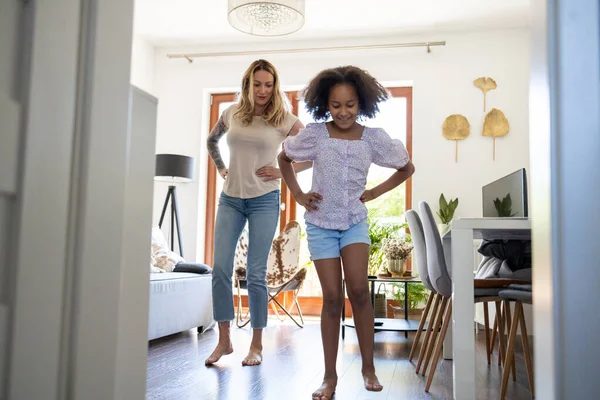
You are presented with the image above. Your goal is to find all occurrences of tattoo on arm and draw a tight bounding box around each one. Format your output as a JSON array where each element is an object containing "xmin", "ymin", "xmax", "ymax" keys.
[{"xmin": 207, "ymin": 116, "xmax": 228, "ymax": 170}]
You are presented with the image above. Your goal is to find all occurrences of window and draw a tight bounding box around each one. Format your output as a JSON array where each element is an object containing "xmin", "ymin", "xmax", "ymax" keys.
[{"xmin": 204, "ymin": 88, "xmax": 413, "ymax": 311}]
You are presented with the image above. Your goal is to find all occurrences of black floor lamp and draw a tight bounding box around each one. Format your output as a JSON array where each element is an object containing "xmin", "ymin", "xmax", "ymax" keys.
[{"xmin": 155, "ymin": 154, "xmax": 195, "ymax": 257}]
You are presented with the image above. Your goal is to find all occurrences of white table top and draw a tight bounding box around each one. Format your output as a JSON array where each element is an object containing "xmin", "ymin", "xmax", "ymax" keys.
[{"xmin": 443, "ymin": 217, "xmax": 531, "ymax": 240}]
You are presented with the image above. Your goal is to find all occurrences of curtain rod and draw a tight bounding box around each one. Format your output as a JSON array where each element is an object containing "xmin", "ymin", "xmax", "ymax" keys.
[{"xmin": 167, "ymin": 41, "xmax": 446, "ymax": 63}]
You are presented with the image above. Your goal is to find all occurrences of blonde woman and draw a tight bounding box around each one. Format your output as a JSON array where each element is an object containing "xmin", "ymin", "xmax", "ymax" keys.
[{"xmin": 205, "ymin": 59, "xmax": 310, "ymax": 366}]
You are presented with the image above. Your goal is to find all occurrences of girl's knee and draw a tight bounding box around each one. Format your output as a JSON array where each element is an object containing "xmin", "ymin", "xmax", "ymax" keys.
[
  {"xmin": 322, "ymin": 293, "xmax": 344, "ymax": 318},
  {"xmin": 347, "ymin": 287, "xmax": 370, "ymax": 307}
]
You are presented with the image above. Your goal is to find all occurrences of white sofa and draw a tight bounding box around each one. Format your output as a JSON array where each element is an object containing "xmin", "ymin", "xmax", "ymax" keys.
[
  {"xmin": 148, "ymin": 272, "xmax": 214, "ymax": 340},
  {"xmin": 148, "ymin": 226, "xmax": 215, "ymax": 340}
]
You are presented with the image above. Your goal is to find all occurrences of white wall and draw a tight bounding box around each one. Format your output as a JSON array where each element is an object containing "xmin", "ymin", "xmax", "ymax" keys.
[
  {"xmin": 152, "ymin": 28, "xmax": 531, "ymax": 262},
  {"xmin": 130, "ymin": 36, "xmax": 155, "ymax": 95}
]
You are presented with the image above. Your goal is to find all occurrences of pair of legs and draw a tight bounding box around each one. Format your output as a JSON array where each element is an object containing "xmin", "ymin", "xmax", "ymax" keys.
[
  {"xmin": 205, "ymin": 191, "xmax": 280, "ymax": 367},
  {"xmin": 306, "ymin": 222, "xmax": 382, "ymax": 400}
]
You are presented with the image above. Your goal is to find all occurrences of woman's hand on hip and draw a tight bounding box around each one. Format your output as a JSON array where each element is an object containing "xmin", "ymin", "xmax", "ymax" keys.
[
  {"xmin": 218, "ymin": 168, "xmax": 228, "ymax": 179},
  {"xmin": 294, "ymin": 191, "xmax": 322, "ymax": 211},
  {"xmin": 256, "ymin": 166, "xmax": 281, "ymax": 181}
]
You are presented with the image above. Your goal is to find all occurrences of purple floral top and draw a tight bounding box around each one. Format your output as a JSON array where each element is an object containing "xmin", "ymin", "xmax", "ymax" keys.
[{"xmin": 284, "ymin": 122, "xmax": 410, "ymax": 230}]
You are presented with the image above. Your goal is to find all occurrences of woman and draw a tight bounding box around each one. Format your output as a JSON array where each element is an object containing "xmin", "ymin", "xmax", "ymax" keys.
[{"xmin": 205, "ymin": 59, "xmax": 310, "ymax": 366}]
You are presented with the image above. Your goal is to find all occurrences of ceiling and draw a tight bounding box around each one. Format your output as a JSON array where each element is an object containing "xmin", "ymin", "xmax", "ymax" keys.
[{"xmin": 134, "ymin": 0, "xmax": 531, "ymax": 47}]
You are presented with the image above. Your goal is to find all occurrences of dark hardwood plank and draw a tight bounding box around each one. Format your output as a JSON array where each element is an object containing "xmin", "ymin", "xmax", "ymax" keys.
[{"xmin": 147, "ymin": 318, "xmax": 533, "ymax": 400}]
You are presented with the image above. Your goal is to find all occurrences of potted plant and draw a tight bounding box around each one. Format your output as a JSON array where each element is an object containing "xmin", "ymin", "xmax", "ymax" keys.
[
  {"xmin": 381, "ymin": 237, "xmax": 413, "ymax": 278},
  {"xmin": 367, "ymin": 214, "xmax": 407, "ymax": 277},
  {"xmin": 437, "ymin": 193, "xmax": 458, "ymax": 235},
  {"xmin": 388, "ymin": 283, "xmax": 431, "ymax": 319}
]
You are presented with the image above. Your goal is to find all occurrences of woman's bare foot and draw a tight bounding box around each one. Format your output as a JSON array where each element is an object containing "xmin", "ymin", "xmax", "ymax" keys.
[
  {"xmin": 312, "ymin": 377, "xmax": 337, "ymax": 400},
  {"xmin": 362, "ymin": 370, "xmax": 383, "ymax": 392},
  {"xmin": 241, "ymin": 346, "xmax": 263, "ymax": 366},
  {"xmin": 205, "ymin": 342, "xmax": 233, "ymax": 365}
]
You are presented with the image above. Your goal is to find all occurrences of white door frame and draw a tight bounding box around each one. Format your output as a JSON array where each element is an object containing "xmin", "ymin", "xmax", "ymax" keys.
[
  {"xmin": 531, "ymin": 0, "xmax": 600, "ymax": 399},
  {"xmin": 8, "ymin": 0, "xmax": 148, "ymax": 399},
  {"xmin": 9, "ymin": 0, "xmax": 82, "ymax": 398}
]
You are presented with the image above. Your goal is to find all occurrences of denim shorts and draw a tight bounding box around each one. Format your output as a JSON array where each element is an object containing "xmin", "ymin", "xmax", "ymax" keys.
[{"xmin": 305, "ymin": 220, "xmax": 371, "ymax": 261}]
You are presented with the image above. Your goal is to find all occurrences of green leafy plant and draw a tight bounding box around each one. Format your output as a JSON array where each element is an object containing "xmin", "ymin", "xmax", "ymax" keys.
[
  {"xmin": 367, "ymin": 209, "xmax": 410, "ymax": 276},
  {"xmin": 493, "ymin": 193, "xmax": 517, "ymax": 217},
  {"xmin": 437, "ymin": 193, "xmax": 459, "ymax": 224},
  {"xmin": 389, "ymin": 282, "xmax": 430, "ymax": 309}
]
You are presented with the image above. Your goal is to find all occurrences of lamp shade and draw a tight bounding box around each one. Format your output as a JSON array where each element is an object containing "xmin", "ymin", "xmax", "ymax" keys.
[
  {"xmin": 228, "ymin": 0, "xmax": 305, "ymax": 36},
  {"xmin": 155, "ymin": 154, "xmax": 195, "ymax": 183}
]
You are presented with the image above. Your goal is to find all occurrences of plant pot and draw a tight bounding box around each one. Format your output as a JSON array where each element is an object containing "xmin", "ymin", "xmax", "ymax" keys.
[
  {"xmin": 387, "ymin": 258, "xmax": 407, "ymax": 278},
  {"xmin": 438, "ymin": 223, "xmax": 450, "ymax": 236}
]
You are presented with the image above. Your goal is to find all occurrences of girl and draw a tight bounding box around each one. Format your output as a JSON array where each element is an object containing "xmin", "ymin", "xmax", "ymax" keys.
[
  {"xmin": 205, "ymin": 59, "xmax": 311, "ymax": 367},
  {"xmin": 278, "ymin": 66, "xmax": 415, "ymax": 399}
]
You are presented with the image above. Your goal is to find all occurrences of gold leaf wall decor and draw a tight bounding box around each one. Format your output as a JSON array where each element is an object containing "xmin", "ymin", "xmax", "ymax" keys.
[
  {"xmin": 474, "ymin": 77, "xmax": 497, "ymax": 112},
  {"xmin": 442, "ymin": 114, "xmax": 470, "ymax": 162},
  {"xmin": 482, "ymin": 108, "xmax": 509, "ymax": 160}
]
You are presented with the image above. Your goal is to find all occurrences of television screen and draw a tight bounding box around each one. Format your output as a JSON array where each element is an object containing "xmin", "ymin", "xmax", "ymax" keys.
[{"xmin": 482, "ymin": 169, "xmax": 528, "ymax": 218}]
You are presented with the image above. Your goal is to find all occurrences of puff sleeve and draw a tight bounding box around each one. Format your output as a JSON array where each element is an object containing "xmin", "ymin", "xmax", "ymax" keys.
[
  {"xmin": 368, "ymin": 128, "xmax": 410, "ymax": 169},
  {"xmin": 282, "ymin": 123, "xmax": 320, "ymax": 161}
]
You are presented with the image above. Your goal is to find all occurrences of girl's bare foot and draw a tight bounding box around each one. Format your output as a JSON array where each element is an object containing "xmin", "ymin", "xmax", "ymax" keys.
[
  {"xmin": 241, "ymin": 346, "xmax": 263, "ymax": 366},
  {"xmin": 312, "ymin": 377, "xmax": 337, "ymax": 400},
  {"xmin": 362, "ymin": 370, "xmax": 383, "ymax": 392},
  {"xmin": 204, "ymin": 342, "xmax": 233, "ymax": 365}
]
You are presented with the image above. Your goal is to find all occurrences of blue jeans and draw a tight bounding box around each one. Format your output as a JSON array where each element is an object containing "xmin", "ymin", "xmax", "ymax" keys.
[{"xmin": 211, "ymin": 190, "xmax": 280, "ymax": 329}]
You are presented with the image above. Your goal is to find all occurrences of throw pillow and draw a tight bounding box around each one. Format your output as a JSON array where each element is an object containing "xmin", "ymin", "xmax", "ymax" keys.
[
  {"xmin": 173, "ymin": 262, "xmax": 212, "ymax": 274},
  {"xmin": 150, "ymin": 263, "xmax": 164, "ymax": 273},
  {"xmin": 150, "ymin": 227, "xmax": 184, "ymax": 272}
]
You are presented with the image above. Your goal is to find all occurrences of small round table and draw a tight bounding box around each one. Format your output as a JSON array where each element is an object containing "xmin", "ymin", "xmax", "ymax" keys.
[{"xmin": 341, "ymin": 276, "xmax": 425, "ymax": 339}]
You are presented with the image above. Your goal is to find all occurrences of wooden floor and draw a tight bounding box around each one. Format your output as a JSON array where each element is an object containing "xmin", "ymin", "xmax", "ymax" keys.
[{"xmin": 146, "ymin": 317, "xmax": 533, "ymax": 400}]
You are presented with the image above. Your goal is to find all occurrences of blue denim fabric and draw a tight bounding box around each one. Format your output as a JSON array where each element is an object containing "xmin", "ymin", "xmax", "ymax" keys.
[
  {"xmin": 211, "ymin": 190, "xmax": 280, "ymax": 329},
  {"xmin": 305, "ymin": 219, "xmax": 371, "ymax": 260}
]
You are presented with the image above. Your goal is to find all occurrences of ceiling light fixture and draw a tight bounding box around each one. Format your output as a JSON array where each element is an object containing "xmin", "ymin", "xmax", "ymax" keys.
[{"xmin": 228, "ymin": 0, "xmax": 305, "ymax": 36}]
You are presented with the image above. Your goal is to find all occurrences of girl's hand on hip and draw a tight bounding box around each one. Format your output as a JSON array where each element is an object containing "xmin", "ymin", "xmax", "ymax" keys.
[
  {"xmin": 256, "ymin": 166, "xmax": 282, "ymax": 181},
  {"xmin": 218, "ymin": 168, "xmax": 228, "ymax": 179},
  {"xmin": 295, "ymin": 191, "xmax": 322, "ymax": 211},
  {"xmin": 360, "ymin": 189, "xmax": 377, "ymax": 203}
]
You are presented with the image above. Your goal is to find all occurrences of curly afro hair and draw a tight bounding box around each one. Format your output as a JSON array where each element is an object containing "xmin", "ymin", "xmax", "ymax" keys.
[{"xmin": 301, "ymin": 66, "xmax": 389, "ymax": 121}]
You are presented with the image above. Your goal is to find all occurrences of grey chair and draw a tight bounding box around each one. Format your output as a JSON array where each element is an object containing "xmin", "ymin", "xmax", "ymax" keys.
[
  {"xmin": 405, "ymin": 210, "xmax": 442, "ymax": 372},
  {"xmin": 498, "ymin": 285, "xmax": 534, "ymax": 399},
  {"xmin": 407, "ymin": 208, "xmax": 506, "ymax": 376},
  {"xmin": 419, "ymin": 201, "xmax": 504, "ymax": 392}
]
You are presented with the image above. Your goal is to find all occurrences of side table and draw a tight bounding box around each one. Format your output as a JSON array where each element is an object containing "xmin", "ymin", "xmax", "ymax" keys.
[{"xmin": 341, "ymin": 276, "xmax": 426, "ymax": 339}]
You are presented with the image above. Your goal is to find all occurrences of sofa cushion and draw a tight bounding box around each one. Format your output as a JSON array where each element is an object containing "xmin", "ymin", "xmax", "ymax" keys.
[{"xmin": 149, "ymin": 272, "xmax": 207, "ymax": 282}]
